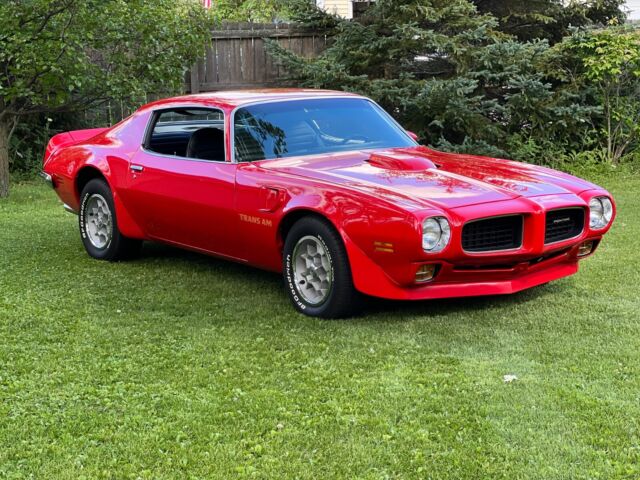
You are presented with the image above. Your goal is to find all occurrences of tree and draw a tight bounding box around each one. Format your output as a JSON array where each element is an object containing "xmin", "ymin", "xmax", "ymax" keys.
[
  {"xmin": 0, "ymin": 0, "xmax": 211, "ymax": 197},
  {"xmin": 210, "ymin": 0, "xmax": 290, "ymax": 22},
  {"xmin": 471, "ymin": 0, "xmax": 626, "ymax": 42},
  {"xmin": 268, "ymin": 0, "xmax": 599, "ymax": 162},
  {"xmin": 472, "ymin": 0, "xmax": 564, "ymax": 41}
]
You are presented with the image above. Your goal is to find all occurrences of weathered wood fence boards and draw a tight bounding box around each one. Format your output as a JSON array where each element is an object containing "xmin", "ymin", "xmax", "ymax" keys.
[{"xmin": 188, "ymin": 22, "xmax": 328, "ymax": 93}]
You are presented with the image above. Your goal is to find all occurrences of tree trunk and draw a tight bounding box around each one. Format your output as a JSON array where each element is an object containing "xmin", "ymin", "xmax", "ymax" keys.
[{"xmin": 0, "ymin": 118, "xmax": 10, "ymax": 198}]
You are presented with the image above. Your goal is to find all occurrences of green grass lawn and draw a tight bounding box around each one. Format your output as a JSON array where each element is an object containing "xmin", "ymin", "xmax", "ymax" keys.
[{"xmin": 1, "ymin": 174, "xmax": 639, "ymax": 479}]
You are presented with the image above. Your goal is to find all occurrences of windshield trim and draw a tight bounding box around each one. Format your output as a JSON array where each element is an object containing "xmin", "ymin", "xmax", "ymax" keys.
[{"xmin": 229, "ymin": 96, "xmax": 417, "ymax": 164}]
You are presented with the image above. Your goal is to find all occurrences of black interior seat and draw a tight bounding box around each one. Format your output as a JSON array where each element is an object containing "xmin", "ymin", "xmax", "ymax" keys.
[{"xmin": 186, "ymin": 127, "xmax": 225, "ymax": 161}]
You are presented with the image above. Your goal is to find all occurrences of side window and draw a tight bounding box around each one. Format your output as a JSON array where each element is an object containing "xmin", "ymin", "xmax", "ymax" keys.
[{"xmin": 145, "ymin": 108, "xmax": 225, "ymax": 161}]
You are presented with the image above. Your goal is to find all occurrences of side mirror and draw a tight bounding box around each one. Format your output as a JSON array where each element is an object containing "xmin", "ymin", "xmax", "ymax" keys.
[{"xmin": 406, "ymin": 130, "xmax": 419, "ymax": 142}]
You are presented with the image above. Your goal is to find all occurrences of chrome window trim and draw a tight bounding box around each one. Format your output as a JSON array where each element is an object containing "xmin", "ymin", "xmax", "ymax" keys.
[
  {"xmin": 140, "ymin": 105, "xmax": 227, "ymax": 163},
  {"xmin": 229, "ymin": 95, "xmax": 418, "ymax": 164},
  {"xmin": 543, "ymin": 206, "xmax": 586, "ymax": 245},
  {"xmin": 461, "ymin": 213, "xmax": 525, "ymax": 254}
]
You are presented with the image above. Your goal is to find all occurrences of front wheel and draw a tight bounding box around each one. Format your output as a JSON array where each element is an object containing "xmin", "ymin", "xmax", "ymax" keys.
[
  {"xmin": 79, "ymin": 179, "xmax": 141, "ymax": 261},
  {"xmin": 283, "ymin": 217, "xmax": 361, "ymax": 318}
]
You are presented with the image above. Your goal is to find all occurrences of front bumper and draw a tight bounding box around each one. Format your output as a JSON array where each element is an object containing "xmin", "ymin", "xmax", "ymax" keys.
[
  {"xmin": 345, "ymin": 188, "xmax": 613, "ymax": 301},
  {"xmin": 345, "ymin": 233, "xmax": 600, "ymax": 301}
]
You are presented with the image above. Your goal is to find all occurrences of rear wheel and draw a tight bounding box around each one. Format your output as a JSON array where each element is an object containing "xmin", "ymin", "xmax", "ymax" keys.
[
  {"xmin": 283, "ymin": 217, "xmax": 361, "ymax": 318},
  {"xmin": 79, "ymin": 179, "xmax": 141, "ymax": 261}
]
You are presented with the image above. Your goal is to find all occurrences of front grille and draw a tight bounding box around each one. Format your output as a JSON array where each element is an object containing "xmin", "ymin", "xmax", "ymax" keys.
[
  {"xmin": 462, "ymin": 215, "xmax": 523, "ymax": 252},
  {"xmin": 545, "ymin": 208, "xmax": 584, "ymax": 244}
]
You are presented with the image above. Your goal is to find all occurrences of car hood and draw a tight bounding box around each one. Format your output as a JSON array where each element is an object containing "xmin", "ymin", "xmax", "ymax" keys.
[{"xmin": 260, "ymin": 146, "xmax": 599, "ymax": 210}]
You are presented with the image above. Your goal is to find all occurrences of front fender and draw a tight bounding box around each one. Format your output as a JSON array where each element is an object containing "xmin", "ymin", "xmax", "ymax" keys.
[{"xmin": 278, "ymin": 186, "xmax": 421, "ymax": 286}]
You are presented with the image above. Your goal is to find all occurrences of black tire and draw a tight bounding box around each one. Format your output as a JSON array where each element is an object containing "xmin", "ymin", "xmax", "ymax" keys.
[
  {"xmin": 283, "ymin": 217, "xmax": 361, "ymax": 318},
  {"xmin": 79, "ymin": 178, "xmax": 141, "ymax": 261}
]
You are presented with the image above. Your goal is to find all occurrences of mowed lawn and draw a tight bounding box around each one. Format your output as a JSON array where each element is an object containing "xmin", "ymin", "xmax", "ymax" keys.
[{"xmin": 1, "ymin": 174, "xmax": 639, "ymax": 479}]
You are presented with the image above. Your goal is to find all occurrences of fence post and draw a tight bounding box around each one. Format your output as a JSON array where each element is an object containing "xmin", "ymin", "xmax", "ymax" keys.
[{"xmin": 190, "ymin": 63, "xmax": 200, "ymax": 94}]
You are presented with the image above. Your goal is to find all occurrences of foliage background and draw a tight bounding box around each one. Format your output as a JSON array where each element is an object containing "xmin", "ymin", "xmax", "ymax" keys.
[
  {"xmin": 3, "ymin": 0, "xmax": 639, "ymax": 183},
  {"xmin": 268, "ymin": 0, "xmax": 639, "ymax": 168},
  {"xmin": 0, "ymin": 0, "xmax": 211, "ymax": 194}
]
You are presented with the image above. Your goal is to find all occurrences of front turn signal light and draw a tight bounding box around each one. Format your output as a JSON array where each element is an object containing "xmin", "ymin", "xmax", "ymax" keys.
[
  {"xmin": 415, "ymin": 264, "xmax": 438, "ymax": 283},
  {"xmin": 577, "ymin": 241, "xmax": 595, "ymax": 257}
]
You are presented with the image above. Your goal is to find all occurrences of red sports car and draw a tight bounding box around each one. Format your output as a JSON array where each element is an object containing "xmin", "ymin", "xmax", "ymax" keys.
[{"xmin": 41, "ymin": 89, "xmax": 615, "ymax": 318}]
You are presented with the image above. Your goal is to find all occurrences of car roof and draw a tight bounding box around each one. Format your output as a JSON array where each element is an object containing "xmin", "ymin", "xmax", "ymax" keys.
[{"xmin": 140, "ymin": 89, "xmax": 362, "ymax": 111}]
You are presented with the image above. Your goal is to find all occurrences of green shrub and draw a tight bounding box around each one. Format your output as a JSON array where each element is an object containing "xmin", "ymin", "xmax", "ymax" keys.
[
  {"xmin": 267, "ymin": 0, "xmax": 637, "ymax": 168},
  {"xmin": 0, "ymin": 0, "xmax": 212, "ymax": 196},
  {"xmin": 550, "ymin": 26, "xmax": 640, "ymax": 164}
]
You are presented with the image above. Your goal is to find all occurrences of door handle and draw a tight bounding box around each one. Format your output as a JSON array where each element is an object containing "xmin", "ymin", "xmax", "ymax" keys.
[{"xmin": 130, "ymin": 164, "xmax": 144, "ymax": 173}]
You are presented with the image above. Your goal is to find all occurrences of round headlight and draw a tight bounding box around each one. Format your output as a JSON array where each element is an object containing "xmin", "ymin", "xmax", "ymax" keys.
[
  {"xmin": 589, "ymin": 197, "xmax": 613, "ymax": 230},
  {"xmin": 422, "ymin": 216, "xmax": 451, "ymax": 253}
]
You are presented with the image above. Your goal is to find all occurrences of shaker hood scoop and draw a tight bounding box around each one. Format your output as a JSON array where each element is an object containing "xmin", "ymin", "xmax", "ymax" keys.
[{"xmin": 366, "ymin": 151, "xmax": 437, "ymax": 171}]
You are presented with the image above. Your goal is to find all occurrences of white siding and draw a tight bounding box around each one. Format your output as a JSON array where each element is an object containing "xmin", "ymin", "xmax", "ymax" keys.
[
  {"xmin": 627, "ymin": 0, "xmax": 640, "ymax": 19},
  {"xmin": 317, "ymin": 0, "xmax": 353, "ymax": 19}
]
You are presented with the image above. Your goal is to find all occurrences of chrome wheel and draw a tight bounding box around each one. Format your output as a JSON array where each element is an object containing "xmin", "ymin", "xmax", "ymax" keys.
[
  {"xmin": 84, "ymin": 193, "xmax": 113, "ymax": 249},
  {"xmin": 292, "ymin": 235, "xmax": 333, "ymax": 305}
]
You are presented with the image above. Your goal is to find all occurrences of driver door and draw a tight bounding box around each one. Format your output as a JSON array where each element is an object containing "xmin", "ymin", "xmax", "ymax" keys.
[{"xmin": 123, "ymin": 107, "xmax": 242, "ymax": 260}]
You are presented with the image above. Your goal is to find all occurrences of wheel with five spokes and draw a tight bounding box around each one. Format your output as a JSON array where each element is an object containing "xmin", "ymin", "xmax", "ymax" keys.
[
  {"xmin": 79, "ymin": 179, "xmax": 141, "ymax": 261},
  {"xmin": 283, "ymin": 217, "xmax": 361, "ymax": 318}
]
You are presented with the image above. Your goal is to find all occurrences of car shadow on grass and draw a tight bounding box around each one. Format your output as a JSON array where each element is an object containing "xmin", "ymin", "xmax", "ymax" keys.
[
  {"xmin": 362, "ymin": 283, "xmax": 560, "ymax": 319},
  {"xmin": 136, "ymin": 241, "xmax": 283, "ymax": 285},
  {"xmin": 134, "ymin": 241, "xmax": 569, "ymax": 322}
]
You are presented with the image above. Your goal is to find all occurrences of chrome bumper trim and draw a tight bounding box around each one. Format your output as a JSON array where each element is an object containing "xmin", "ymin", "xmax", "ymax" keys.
[
  {"xmin": 39, "ymin": 171, "xmax": 53, "ymax": 188},
  {"xmin": 63, "ymin": 204, "xmax": 78, "ymax": 215}
]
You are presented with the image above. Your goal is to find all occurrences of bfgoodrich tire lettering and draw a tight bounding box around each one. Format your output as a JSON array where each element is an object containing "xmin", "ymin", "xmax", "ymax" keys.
[
  {"xmin": 283, "ymin": 217, "xmax": 361, "ymax": 318},
  {"xmin": 79, "ymin": 178, "xmax": 141, "ymax": 261}
]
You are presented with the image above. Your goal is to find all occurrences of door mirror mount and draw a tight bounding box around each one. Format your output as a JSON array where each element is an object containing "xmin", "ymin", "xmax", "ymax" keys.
[{"xmin": 406, "ymin": 130, "xmax": 419, "ymax": 142}]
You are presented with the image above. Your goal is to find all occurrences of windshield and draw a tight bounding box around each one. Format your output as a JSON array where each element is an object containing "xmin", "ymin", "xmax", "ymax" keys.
[{"xmin": 233, "ymin": 98, "xmax": 416, "ymax": 162}]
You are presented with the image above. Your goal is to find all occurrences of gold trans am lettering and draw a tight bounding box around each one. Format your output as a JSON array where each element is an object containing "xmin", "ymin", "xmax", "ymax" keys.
[{"xmin": 239, "ymin": 213, "xmax": 273, "ymax": 227}]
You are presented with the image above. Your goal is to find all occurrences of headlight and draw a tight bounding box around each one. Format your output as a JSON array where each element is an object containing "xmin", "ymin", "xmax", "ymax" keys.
[
  {"xmin": 589, "ymin": 196, "xmax": 613, "ymax": 230},
  {"xmin": 422, "ymin": 216, "xmax": 451, "ymax": 253}
]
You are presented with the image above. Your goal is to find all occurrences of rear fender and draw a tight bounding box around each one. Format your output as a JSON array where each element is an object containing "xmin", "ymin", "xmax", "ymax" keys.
[
  {"xmin": 74, "ymin": 162, "xmax": 145, "ymax": 240},
  {"xmin": 44, "ymin": 128, "xmax": 108, "ymax": 166}
]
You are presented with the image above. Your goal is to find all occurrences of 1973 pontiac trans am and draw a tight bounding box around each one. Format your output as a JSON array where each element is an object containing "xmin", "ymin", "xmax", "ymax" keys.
[{"xmin": 41, "ymin": 89, "xmax": 615, "ymax": 318}]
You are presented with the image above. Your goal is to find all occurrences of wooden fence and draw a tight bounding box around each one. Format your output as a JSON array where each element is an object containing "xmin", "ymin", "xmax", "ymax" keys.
[{"xmin": 187, "ymin": 22, "xmax": 328, "ymax": 93}]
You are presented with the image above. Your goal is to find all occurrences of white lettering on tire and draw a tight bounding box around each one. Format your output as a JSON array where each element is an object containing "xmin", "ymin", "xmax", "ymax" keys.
[
  {"xmin": 286, "ymin": 253, "xmax": 306, "ymax": 310},
  {"xmin": 79, "ymin": 193, "xmax": 89, "ymax": 240},
  {"xmin": 286, "ymin": 234, "xmax": 335, "ymax": 312}
]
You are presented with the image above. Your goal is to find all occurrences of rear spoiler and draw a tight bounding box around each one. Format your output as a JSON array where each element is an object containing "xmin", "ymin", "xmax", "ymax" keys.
[{"xmin": 43, "ymin": 127, "xmax": 108, "ymax": 165}]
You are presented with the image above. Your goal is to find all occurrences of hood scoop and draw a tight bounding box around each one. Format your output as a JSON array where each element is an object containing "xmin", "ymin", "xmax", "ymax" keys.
[{"xmin": 366, "ymin": 152, "xmax": 437, "ymax": 171}]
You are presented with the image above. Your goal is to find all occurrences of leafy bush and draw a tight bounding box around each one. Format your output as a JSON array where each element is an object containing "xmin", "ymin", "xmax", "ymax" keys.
[
  {"xmin": 210, "ymin": 0, "xmax": 290, "ymax": 22},
  {"xmin": 550, "ymin": 26, "xmax": 640, "ymax": 164},
  {"xmin": 471, "ymin": 0, "xmax": 626, "ymax": 42},
  {"xmin": 267, "ymin": 0, "xmax": 636, "ymax": 168},
  {"xmin": 0, "ymin": 0, "xmax": 212, "ymax": 196}
]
